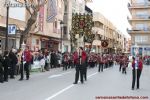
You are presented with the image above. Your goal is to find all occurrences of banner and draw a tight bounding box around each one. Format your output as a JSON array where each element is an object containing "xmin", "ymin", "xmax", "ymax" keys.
[
  {"xmin": 47, "ymin": 0, "xmax": 57, "ymax": 23},
  {"xmin": 39, "ymin": 6, "xmax": 44, "ymax": 32}
]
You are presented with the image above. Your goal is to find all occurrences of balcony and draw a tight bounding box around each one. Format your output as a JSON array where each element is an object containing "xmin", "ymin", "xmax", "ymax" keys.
[
  {"xmin": 128, "ymin": 3, "xmax": 150, "ymax": 9},
  {"xmin": 127, "ymin": 27, "xmax": 150, "ymax": 34},
  {"xmin": 128, "ymin": 15, "xmax": 150, "ymax": 21},
  {"xmin": 92, "ymin": 27, "xmax": 104, "ymax": 35},
  {"xmin": 63, "ymin": 12, "xmax": 68, "ymax": 24}
]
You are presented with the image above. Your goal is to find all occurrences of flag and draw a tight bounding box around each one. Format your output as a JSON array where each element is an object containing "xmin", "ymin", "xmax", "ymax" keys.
[
  {"xmin": 47, "ymin": 0, "xmax": 57, "ymax": 23},
  {"xmin": 39, "ymin": 6, "xmax": 44, "ymax": 32}
]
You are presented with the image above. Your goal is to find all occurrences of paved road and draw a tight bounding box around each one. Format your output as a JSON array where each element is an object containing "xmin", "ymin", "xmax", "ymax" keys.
[{"xmin": 0, "ymin": 65, "xmax": 150, "ymax": 100}]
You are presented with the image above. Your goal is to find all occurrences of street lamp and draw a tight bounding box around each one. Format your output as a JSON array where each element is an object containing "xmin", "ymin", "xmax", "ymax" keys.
[
  {"xmin": 5, "ymin": 5, "xmax": 9, "ymax": 51},
  {"xmin": 60, "ymin": 21, "xmax": 64, "ymax": 53},
  {"xmin": 21, "ymin": 41, "xmax": 26, "ymax": 75}
]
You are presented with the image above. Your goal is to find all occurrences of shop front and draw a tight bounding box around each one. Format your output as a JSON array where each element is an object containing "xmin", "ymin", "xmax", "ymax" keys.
[
  {"xmin": 131, "ymin": 46, "xmax": 150, "ymax": 56},
  {"xmin": 30, "ymin": 33, "xmax": 60, "ymax": 52},
  {"xmin": 40, "ymin": 37, "xmax": 60, "ymax": 51}
]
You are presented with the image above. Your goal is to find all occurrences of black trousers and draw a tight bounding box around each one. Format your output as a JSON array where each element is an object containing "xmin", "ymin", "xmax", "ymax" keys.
[
  {"xmin": 132, "ymin": 69, "xmax": 136, "ymax": 89},
  {"xmin": 83, "ymin": 65, "xmax": 87, "ymax": 81},
  {"xmin": 63, "ymin": 62, "xmax": 68, "ymax": 70},
  {"xmin": 10, "ymin": 63, "xmax": 16, "ymax": 78},
  {"xmin": 0, "ymin": 68, "xmax": 4, "ymax": 82},
  {"xmin": 44, "ymin": 63, "xmax": 49, "ymax": 71},
  {"xmin": 122, "ymin": 67, "xmax": 126, "ymax": 74},
  {"xmin": 74, "ymin": 65, "xmax": 84, "ymax": 83},
  {"xmin": 20, "ymin": 62, "xmax": 30, "ymax": 79},
  {"xmin": 98, "ymin": 63, "xmax": 103, "ymax": 72},
  {"xmin": 137, "ymin": 69, "xmax": 142, "ymax": 89},
  {"xmin": 119, "ymin": 64, "xmax": 122, "ymax": 71},
  {"xmin": 105, "ymin": 63, "xmax": 108, "ymax": 69},
  {"xmin": 4, "ymin": 67, "xmax": 8, "ymax": 81}
]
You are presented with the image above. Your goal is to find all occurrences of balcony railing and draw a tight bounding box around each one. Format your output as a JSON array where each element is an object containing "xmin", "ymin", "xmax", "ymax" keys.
[
  {"xmin": 133, "ymin": 27, "xmax": 149, "ymax": 31},
  {"xmin": 128, "ymin": 3, "xmax": 150, "ymax": 7},
  {"xmin": 127, "ymin": 27, "xmax": 150, "ymax": 32},
  {"xmin": 128, "ymin": 15, "xmax": 150, "ymax": 19},
  {"xmin": 92, "ymin": 27, "xmax": 104, "ymax": 35}
]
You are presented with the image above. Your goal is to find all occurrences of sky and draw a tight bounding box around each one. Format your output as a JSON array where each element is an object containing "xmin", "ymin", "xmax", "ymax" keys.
[
  {"xmin": 87, "ymin": 0, "xmax": 131, "ymax": 38},
  {"xmin": 9, "ymin": 0, "xmax": 25, "ymax": 21}
]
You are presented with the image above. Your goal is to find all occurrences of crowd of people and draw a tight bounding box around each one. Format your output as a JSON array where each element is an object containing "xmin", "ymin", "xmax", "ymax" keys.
[{"xmin": 0, "ymin": 46, "xmax": 144, "ymax": 90}]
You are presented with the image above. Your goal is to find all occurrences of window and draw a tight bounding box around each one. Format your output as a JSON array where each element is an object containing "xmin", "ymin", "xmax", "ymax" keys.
[
  {"xmin": 64, "ymin": 45, "xmax": 68, "ymax": 52},
  {"xmin": 36, "ymin": 39, "xmax": 39, "ymax": 45},
  {"xmin": 53, "ymin": 19, "xmax": 57, "ymax": 33},
  {"xmin": 65, "ymin": 4, "xmax": 67, "ymax": 12},
  {"xmin": 135, "ymin": 35, "xmax": 148, "ymax": 43},
  {"xmin": 63, "ymin": 26, "xmax": 67, "ymax": 35},
  {"xmin": 137, "ymin": 0, "xmax": 145, "ymax": 3},
  {"xmin": 136, "ymin": 11, "xmax": 148, "ymax": 19},
  {"xmin": 135, "ymin": 24, "xmax": 148, "ymax": 30}
]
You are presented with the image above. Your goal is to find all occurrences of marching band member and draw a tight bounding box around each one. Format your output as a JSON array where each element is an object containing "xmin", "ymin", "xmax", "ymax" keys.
[{"xmin": 73, "ymin": 47, "xmax": 87, "ymax": 84}]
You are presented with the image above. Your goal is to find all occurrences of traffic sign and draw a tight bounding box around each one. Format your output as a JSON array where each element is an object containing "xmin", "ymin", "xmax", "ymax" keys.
[{"xmin": 8, "ymin": 24, "xmax": 17, "ymax": 34}]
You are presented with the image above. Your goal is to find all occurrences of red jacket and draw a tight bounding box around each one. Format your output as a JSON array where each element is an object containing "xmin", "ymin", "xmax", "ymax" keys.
[
  {"xmin": 24, "ymin": 50, "xmax": 31, "ymax": 63},
  {"xmin": 138, "ymin": 60, "xmax": 143, "ymax": 70},
  {"xmin": 73, "ymin": 51, "xmax": 78, "ymax": 64},
  {"xmin": 81, "ymin": 51, "xmax": 87, "ymax": 63}
]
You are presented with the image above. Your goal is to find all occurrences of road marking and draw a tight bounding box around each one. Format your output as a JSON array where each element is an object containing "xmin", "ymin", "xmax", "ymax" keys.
[
  {"xmin": 48, "ymin": 71, "xmax": 72, "ymax": 79},
  {"xmin": 45, "ymin": 72, "xmax": 98, "ymax": 100},
  {"xmin": 87, "ymin": 72, "xmax": 98, "ymax": 78},
  {"xmin": 45, "ymin": 84, "xmax": 74, "ymax": 100},
  {"xmin": 48, "ymin": 75, "xmax": 62, "ymax": 78},
  {"xmin": 61, "ymin": 71, "xmax": 72, "ymax": 75}
]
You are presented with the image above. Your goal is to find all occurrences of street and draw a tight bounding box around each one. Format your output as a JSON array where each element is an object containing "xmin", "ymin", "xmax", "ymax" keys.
[{"xmin": 0, "ymin": 65, "xmax": 150, "ymax": 100}]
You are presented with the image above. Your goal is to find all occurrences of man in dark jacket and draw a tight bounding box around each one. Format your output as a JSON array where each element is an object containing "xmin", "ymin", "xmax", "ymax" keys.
[
  {"xmin": 50, "ymin": 51, "xmax": 58, "ymax": 68},
  {"xmin": 9, "ymin": 48, "xmax": 18, "ymax": 79},
  {"xmin": 0, "ymin": 54, "xmax": 4, "ymax": 83},
  {"xmin": 3, "ymin": 51, "xmax": 11, "ymax": 82}
]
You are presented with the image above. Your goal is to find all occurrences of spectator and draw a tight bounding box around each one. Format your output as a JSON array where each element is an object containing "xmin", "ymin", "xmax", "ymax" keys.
[
  {"xmin": 0, "ymin": 54, "xmax": 4, "ymax": 83},
  {"xmin": 9, "ymin": 48, "xmax": 18, "ymax": 79},
  {"xmin": 3, "ymin": 51, "xmax": 11, "ymax": 82}
]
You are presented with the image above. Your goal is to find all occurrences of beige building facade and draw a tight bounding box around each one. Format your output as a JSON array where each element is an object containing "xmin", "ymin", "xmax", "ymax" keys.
[
  {"xmin": 0, "ymin": 0, "xmax": 26, "ymax": 52},
  {"xmin": 28, "ymin": 0, "xmax": 88, "ymax": 52},
  {"xmin": 62, "ymin": 0, "xmax": 91, "ymax": 52},
  {"xmin": 92, "ymin": 12, "xmax": 125, "ymax": 54},
  {"xmin": 128, "ymin": 0, "xmax": 150, "ymax": 56},
  {"xmin": 26, "ymin": 0, "xmax": 64, "ymax": 52}
]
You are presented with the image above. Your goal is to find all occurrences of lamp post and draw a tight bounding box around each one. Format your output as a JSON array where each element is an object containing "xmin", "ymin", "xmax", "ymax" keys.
[
  {"xmin": 60, "ymin": 21, "xmax": 64, "ymax": 53},
  {"xmin": 5, "ymin": 6, "xmax": 9, "ymax": 51},
  {"xmin": 21, "ymin": 42, "xmax": 26, "ymax": 75}
]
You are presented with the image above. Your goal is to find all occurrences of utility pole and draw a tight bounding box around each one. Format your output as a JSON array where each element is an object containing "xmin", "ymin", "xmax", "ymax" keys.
[{"xmin": 5, "ymin": 6, "xmax": 9, "ymax": 51}]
